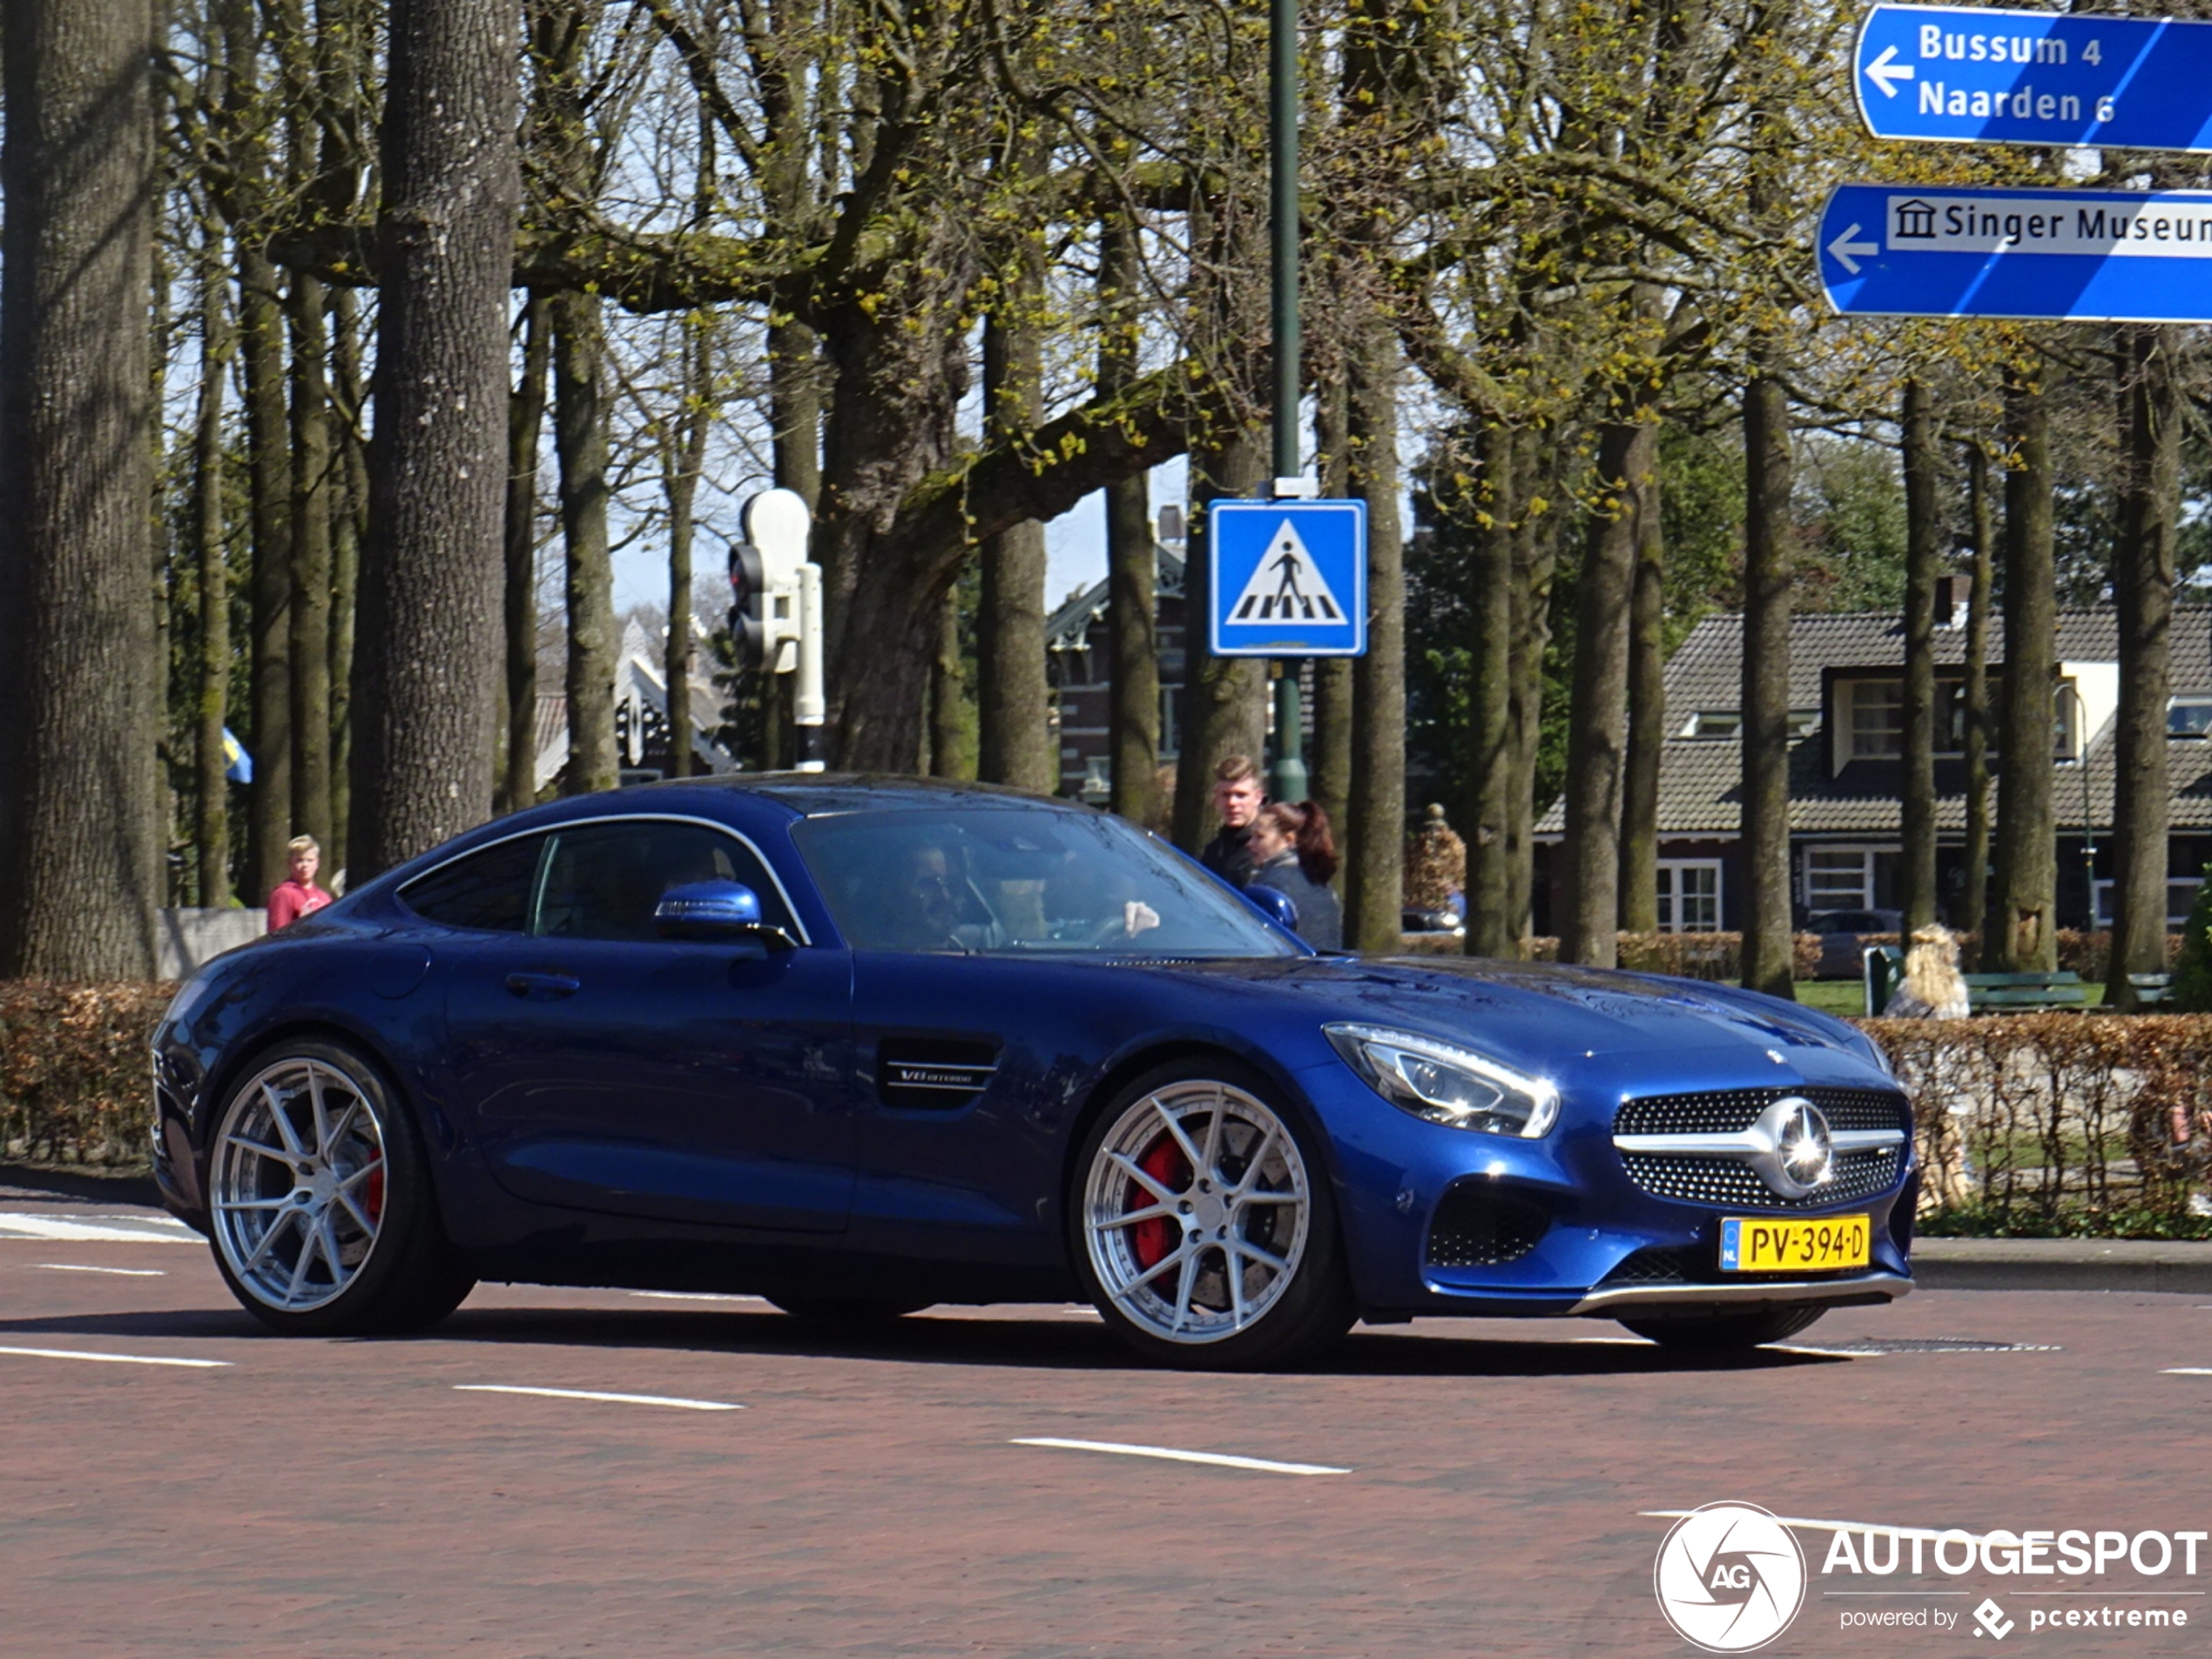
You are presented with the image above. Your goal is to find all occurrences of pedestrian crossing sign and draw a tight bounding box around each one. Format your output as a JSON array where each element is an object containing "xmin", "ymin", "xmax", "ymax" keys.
[{"xmin": 1207, "ymin": 498, "xmax": 1367, "ymax": 657}]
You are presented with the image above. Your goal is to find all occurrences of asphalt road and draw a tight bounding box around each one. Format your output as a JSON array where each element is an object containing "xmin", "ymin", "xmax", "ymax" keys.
[{"xmin": 4, "ymin": 1197, "xmax": 2210, "ymax": 1658}]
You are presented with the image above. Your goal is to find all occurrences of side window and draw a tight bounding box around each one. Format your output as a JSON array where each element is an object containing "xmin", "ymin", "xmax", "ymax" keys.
[
  {"xmin": 399, "ymin": 835, "xmax": 545, "ymax": 933},
  {"xmin": 535, "ymin": 820, "xmax": 795, "ymax": 942}
]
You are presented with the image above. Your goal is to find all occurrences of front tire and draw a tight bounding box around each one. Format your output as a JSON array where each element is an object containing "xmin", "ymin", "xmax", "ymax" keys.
[
  {"xmin": 1618, "ymin": 1305, "xmax": 1828, "ymax": 1354},
  {"xmin": 1070, "ymin": 1060, "xmax": 1353, "ymax": 1371},
  {"xmin": 206, "ymin": 1038, "xmax": 474, "ymax": 1336}
]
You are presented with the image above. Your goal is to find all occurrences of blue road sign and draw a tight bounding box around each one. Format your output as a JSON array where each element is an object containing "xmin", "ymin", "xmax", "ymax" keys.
[
  {"xmin": 1818, "ymin": 182, "xmax": 2212, "ymax": 323},
  {"xmin": 1208, "ymin": 498, "xmax": 1367, "ymax": 658},
  {"xmin": 1856, "ymin": 4, "xmax": 2212, "ymax": 154}
]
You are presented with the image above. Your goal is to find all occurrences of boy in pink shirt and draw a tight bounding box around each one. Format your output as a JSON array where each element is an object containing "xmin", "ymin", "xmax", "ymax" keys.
[{"xmin": 267, "ymin": 835, "xmax": 333, "ymax": 930}]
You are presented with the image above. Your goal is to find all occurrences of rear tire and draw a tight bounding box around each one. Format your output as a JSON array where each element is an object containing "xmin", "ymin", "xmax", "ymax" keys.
[
  {"xmin": 206, "ymin": 1038, "xmax": 474, "ymax": 1336},
  {"xmin": 1069, "ymin": 1058, "xmax": 1353, "ymax": 1371},
  {"xmin": 1618, "ymin": 1305, "xmax": 1827, "ymax": 1354}
]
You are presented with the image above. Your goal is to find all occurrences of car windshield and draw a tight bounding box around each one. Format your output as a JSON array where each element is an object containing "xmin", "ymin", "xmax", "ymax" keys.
[{"xmin": 792, "ymin": 806, "xmax": 1300, "ymax": 957}]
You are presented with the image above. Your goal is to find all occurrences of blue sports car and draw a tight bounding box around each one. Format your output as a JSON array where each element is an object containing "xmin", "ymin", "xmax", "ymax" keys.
[{"xmin": 150, "ymin": 778, "xmax": 1913, "ymax": 1369}]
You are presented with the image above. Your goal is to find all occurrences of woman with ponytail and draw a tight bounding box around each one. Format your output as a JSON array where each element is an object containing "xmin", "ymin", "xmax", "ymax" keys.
[{"xmin": 1246, "ymin": 800, "xmax": 1343, "ymax": 950}]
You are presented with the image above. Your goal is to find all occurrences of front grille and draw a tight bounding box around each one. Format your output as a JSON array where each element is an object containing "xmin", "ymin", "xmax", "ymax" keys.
[
  {"xmin": 1602, "ymin": 1245, "xmax": 1703, "ymax": 1285},
  {"xmin": 1426, "ymin": 1181, "xmax": 1549, "ymax": 1268},
  {"xmin": 1613, "ymin": 1086, "xmax": 1910, "ymax": 1137},
  {"xmin": 1620, "ymin": 1146, "xmax": 1903, "ymax": 1211}
]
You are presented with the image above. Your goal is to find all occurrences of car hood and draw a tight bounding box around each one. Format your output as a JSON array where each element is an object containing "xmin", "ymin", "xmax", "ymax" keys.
[{"xmin": 1143, "ymin": 954, "xmax": 1881, "ymax": 1087}]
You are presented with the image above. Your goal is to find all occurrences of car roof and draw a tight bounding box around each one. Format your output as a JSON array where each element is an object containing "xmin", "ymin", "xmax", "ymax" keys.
[{"xmin": 625, "ymin": 772, "xmax": 1075, "ymax": 817}]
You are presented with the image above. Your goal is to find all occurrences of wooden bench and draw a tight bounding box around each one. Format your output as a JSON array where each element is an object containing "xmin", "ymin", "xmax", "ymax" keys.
[{"xmin": 1964, "ymin": 970, "xmax": 2087, "ymax": 1013}]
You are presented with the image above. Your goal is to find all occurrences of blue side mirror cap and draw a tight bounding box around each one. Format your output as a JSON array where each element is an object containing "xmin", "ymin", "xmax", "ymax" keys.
[
  {"xmin": 655, "ymin": 880, "xmax": 770, "ymax": 936},
  {"xmin": 1244, "ymin": 883, "xmax": 1300, "ymax": 934}
]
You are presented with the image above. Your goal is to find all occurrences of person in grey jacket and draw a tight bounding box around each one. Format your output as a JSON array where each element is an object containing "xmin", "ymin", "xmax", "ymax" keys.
[{"xmin": 1245, "ymin": 799, "xmax": 1343, "ymax": 951}]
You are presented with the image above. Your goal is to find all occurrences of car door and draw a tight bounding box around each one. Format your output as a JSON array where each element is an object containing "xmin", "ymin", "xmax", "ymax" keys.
[{"xmin": 440, "ymin": 815, "xmax": 855, "ymax": 1233}]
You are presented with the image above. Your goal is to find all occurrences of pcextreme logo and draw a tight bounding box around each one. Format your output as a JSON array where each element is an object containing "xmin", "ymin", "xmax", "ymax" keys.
[{"xmin": 1654, "ymin": 1502, "xmax": 1809, "ymax": 1652}]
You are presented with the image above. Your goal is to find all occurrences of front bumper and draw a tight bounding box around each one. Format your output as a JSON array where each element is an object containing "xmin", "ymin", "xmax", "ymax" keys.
[{"xmin": 1566, "ymin": 1269, "xmax": 1912, "ymax": 1318}]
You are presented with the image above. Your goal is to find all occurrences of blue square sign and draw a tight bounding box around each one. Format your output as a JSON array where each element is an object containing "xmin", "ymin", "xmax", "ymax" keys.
[{"xmin": 1208, "ymin": 498, "xmax": 1368, "ymax": 658}]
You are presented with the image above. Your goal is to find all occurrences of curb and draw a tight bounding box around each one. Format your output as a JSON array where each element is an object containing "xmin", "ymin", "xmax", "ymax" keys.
[{"xmin": 1912, "ymin": 1238, "xmax": 2212, "ymax": 1294}]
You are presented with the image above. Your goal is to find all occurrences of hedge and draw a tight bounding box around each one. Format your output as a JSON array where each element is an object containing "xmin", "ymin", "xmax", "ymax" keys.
[
  {"xmin": 5, "ymin": 982, "xmax": 2210, "ymax": 1236},
  {"xmin": 0, "ymin": 981, "xmax": 173, "ymax": 1167},
  {"xmin": 1855, "ymin": 1014, "xmax": 2212, "ymax": 1233}
]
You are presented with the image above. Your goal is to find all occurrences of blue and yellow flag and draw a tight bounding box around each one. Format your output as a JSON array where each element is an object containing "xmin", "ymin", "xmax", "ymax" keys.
[{"xmin": 222, "ymin": 728, "xmax": 253, "ymax": 786}]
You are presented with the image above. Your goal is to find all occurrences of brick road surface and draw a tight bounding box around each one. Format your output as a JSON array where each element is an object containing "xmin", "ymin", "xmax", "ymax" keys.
[{"xmin": 2, "ymin": 1204, "xmax": 2209, "ymax": 1658}]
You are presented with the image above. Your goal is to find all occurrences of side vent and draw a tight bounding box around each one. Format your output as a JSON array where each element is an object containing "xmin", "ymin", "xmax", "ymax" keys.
[{"xmin": 877, "ymin": 1036, "xmax": 1000, "ymax": 1109}]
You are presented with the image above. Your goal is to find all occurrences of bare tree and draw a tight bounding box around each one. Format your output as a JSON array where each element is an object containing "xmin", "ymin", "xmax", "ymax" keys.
[{"xmin": 1987, "ymin": 367, "xmax": 2058, "ymax": 974}]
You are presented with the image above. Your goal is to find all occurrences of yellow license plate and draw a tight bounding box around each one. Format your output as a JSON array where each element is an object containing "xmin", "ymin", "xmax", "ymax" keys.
[{"xmin": 1719, "ymin": 1215, "xmax": 1871, "ymax": 1272}]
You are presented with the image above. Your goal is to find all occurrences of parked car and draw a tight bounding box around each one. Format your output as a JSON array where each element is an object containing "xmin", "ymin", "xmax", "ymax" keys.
[
  {"xmin": 151, "ymin": 778, "xmax": 1913, "ymax": 1369},
  {"xmin": 1402, "ymin": 905, "xmax": 1465, "ymax": 936},
  {"xmin": 1807, "ymin": 908, "xmax": 1905, "ymax": 980}
]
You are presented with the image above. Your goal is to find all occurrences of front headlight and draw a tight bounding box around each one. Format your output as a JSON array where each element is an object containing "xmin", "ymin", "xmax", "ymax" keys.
[{"xmin": 1324, "ymin": 1023, "xmax": 1560, "ymax": 1137}]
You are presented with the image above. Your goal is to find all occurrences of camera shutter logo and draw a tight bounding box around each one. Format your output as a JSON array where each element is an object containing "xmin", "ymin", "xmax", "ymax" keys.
[{"xmin": 1654, "ymin": 1502, "xmax": 1807, "ymax": 1652}]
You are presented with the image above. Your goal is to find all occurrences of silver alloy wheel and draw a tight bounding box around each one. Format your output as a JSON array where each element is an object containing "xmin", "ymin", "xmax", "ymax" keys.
[
  {"xmin": 212, "ymin": 1057, "xmax": 388, "ymax": 1314},
  {"xmin": 1082, "ymin": 1080, "xmax": 1312, "ymax": 1345}
]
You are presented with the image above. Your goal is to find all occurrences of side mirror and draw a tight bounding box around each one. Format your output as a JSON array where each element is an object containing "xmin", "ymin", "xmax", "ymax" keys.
[
  {"xmin": 654, "ymin": 880, "xmax": 797, "ymax": 948},
  {"xmin": 1243, "ymin": 883, "xmax": 1300, "ymax": 934}
]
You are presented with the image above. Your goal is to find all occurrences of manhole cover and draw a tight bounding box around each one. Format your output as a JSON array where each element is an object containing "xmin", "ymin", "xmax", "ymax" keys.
[{"xmin": 1787, "ymin": 1337, "xmax": 2060, "ymax": 1355}]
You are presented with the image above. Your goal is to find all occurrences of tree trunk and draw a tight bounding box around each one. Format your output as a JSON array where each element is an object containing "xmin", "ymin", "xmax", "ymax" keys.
[
  {"xmin": 194, "ymin": 233, "xmax": 236, "ymax": 909},
  {"xmin": 1170, "ymin": 430, "xmax": 1270, "ymax": 852},
  {"xmin": 1955, "ymin": 441, "xmax": 1995, "ymax": 950},
  {"xmin": 1739, "ymin": 373, "xmax": 1796, "ymax": 999},
  {"xmin": 0, "ymin": 0, "xmax": 161, "ymax": 977},
  {"xmin": 976, "ymin": 314, "xmax": 1055, "ymax": 792},
  {"xmin": 1618, "ymin": 455, "xmax": 1665, "ymax": 934},
  {"xmin": 664, "ymin": 315, "xmax": 711, "ymax": 781},
  {"xmin": 287, "ymin": 268, "xmax": 334, "ymax": 850},
  {"xmin": 1507, "ymin": 467, "xmax": 1556, "ymax": 947},
  {"xmin": 1345, "ymin": 323, "xmax": 1406, "ymax": 952},
  {"xmin": 1102, "ymin": 216, "xmax": 1161, "ymax": 829},
  {"xmin": 502, "ymin": 294, "xmax": 551, "ymax": 813},
  {"xmin": 1307, "ymin": 378, "xmax": 1352, "ymax": 854},
  {"xmin": 553, "ymin": 287, "xmax": 617, "ymax": 795},
  {"xmin": 2108, "ymin": 327, "xmax": 2179, "ymax": 1007},
  {"xmin": 241, "ymin": 246, "xmax": 294, "ymax": 900},
  {"xmin": 1465, "ymin": 419, "xmax": 1517, "ymax": 957},
  {"xmin": 928, "ymin": 579, "xmax": 976, "ymax": 779},
  {"xmin": 328, "ymin": 287, "xmax": 368, "ymax": 876},
  {"xmin": 1899, "ymin": 377, "xmax": 1939, "ymax": 936},
  {"xmin": 1988, "ymin": 368, "xmax": 2059, "ymax": 974},
  {"xmin": 1559, "ymin": 420, "xmax": 1654, "ymax": 968},
  {"xmin": 349, "ymin": 0, "xmax": 520, "ymax": 880}
]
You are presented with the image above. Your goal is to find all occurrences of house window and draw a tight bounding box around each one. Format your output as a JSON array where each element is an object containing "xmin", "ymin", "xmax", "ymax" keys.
[
  {"xmin": 1656, "ymin": 860, "xmax": 1723, "ymax": 933},
  {"xmin": 1789, "ymin": 709, "xmax": 1822, "ymax": 738},
  {"xmin": 2092, "ymin": 878, "xmax": 2202, "ymax": 927},
  {"xmin": 1849, "ymin": 679, "xmax": 1905, "ymax": 758},
  {"xmin": 1683, "ymin": 711, "xmax": 1741, "ymax": 738},
  {"xmin": 2170, "ymin": 695, "xmax": 2212, "ymax": 737},
  {"xmin": 1806, "ymin": 846, "xmax": 1877, "ymax": 914},
  {"xmin": 1159, "ymin": 685, "xmax": 1182, "ymax": 759}
]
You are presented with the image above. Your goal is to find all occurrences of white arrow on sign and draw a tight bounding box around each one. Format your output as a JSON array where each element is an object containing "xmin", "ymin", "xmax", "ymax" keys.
[
  {"xmin": 1826, "ymin": 223, "xmax": 1881, "ymax": 276},
  {"xmin": 1863, "ymin": 44, "xmax": 1915, "ymax": 98}
]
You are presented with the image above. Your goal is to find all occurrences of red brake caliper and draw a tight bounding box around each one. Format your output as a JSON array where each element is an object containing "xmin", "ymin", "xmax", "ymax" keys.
[
  {"xmin": 363, "ymin": 1157, "xmax": 385, "ymax": 1225},
  {"xmin": 1129, "ymin": 1136, "xmax": 1187, "ymax": 1271}
]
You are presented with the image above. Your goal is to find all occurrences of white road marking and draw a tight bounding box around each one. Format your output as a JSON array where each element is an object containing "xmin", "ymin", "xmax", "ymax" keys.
[
  {"xmin": 32, "ymin": 1263, "xmax": 166, "ymax": 1278},
  {"xmin": 0, "ymin": 1344, "xmax": 227, "ymax": 1369},
  {"xmin": 455, "ymin": 1384, "xmax": 743, "ymax": 1412},
  {"xmin": 2161, "ymin": 1366, "xmax": 2212, "ymax": 1375},
  {"xmin": 1012, "ymin": 1437, "xmax": 1348, "ymax": 1476},
  {"xmin": 1643, "ymin": 1508, "xmax": 1994, "ymax": 1544},
  {"xmin": 0, "ymin": 1214, "xmax": 197, "ymax": 1244},
  {"xmin": 625, "ymin": 1291, "xmax": 765, "ymax": 1304}
]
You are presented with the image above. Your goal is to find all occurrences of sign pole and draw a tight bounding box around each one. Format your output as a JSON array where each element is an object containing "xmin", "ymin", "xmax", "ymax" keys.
[{"xmin": 1269, "ymin": 0, "xmax": 1308, "ymax": 804}]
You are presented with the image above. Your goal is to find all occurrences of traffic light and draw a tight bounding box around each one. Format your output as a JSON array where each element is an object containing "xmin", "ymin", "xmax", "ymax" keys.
[
  {"xmin": 726, "ymin": 487, "xmax": 826, "ymax": 771},
  {"xmin": 726, "ymin": 536, "xmax": 798, "ymax": 673}
]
